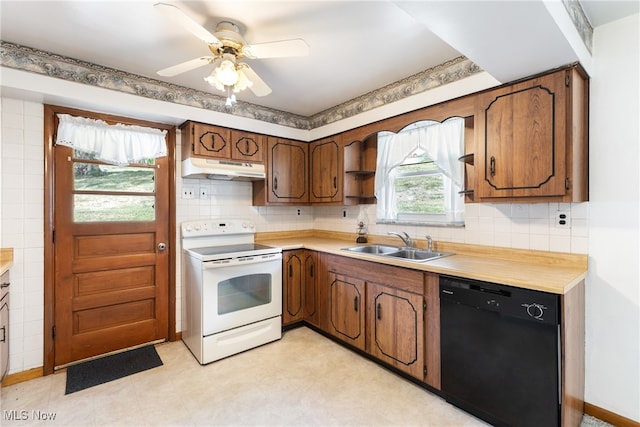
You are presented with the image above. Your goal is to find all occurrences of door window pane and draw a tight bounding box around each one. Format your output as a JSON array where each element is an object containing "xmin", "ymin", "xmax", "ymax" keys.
[
  {"xmin": 73, "ymin": 163, "xmax": 155, "ymax": 193},
  {"xmin": 74, "ymin": 195, "xmax": 155, "ymax": 222}
]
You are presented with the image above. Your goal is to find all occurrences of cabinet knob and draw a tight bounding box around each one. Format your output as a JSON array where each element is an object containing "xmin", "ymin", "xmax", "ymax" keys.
[
  {"xmin": 490, "ymin": 156, "xmax": 496, "ymax": 177},
  {"xmin": 377, "ymin": 302, "xmax": 382, "ymax": 320},
  {"xmin": 274, "ymin": 176, "xmax": 278, "ymax": 190},
  {"xmin": 333, "ymin": 176, "xmax": 337, "ymax": 189},
  {"xmin": 353, "ymin": 295, "xmax": 359, "ymax": 312}
]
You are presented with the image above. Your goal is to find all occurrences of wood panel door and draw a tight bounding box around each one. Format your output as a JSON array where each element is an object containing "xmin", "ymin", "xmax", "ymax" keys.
[
  {"xmin": 477, "ymin": 71, "xmax": 568, "ymax": 199},
  {"xmin": 267, "ymin": 137, "xmax": 308, "ymax": 204},
  {"xmin": 367, "ymin": 282, "xmax": 424, "ymax": 380},
  {"xmin": 282, "ymin": 250, "xmax": 304, "ymax": 325},
  {"xmin": 47, "ymin": 107, "xmax": 173, "ymax": 368},
  {"xmin": 309, "ymin": 137, "xmax": 342, "ymax": 203},
  {"xmin": 303, "ymin": 251, "xmax": 318, "ymax": 326},
  {"xmin": 327, "ymin": 272, "xmax": 365, "ymax": 351}
]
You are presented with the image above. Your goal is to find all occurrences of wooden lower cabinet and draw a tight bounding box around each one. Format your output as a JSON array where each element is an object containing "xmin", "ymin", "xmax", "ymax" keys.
[
  {"xmin": 320, "ymin": 254, "xmax": 427, "ymax": 382},
  {"xmin": 282, "ymin": 250, "xmax": 318, "ymax": 326},
  {"xmin": 327, "ymin": 272, "xmax": 366, "ymax": 350},
  {"xmin": 367, "ymin": 282, "xmax": 424, "ymax": 379}
]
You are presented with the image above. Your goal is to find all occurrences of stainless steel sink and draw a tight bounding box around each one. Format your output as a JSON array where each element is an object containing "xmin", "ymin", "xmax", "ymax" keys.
[
  {"xmin": 342, "ymin": 244, "xmax": 401, "ymax": 254},
  {"xmin": 383, "ymin": 249, "xmax": 452, "ymax": 262},
  {"xmin": 341, "ymin": 245, "xmax": 453, "ymax": 262}
]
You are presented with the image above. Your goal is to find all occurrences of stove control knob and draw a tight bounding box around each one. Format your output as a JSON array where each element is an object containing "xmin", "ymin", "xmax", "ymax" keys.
[
  {"xmin": 184, "ymin": 225, "xmax": 192, "ymax": 233},
  {"xmin": 194, "ymin": 224, "xmax": 201, "ymax": 231}
]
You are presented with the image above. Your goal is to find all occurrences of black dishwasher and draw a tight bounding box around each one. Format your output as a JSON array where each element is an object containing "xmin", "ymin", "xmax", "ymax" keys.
[{"xmin": 440, "ymin": 275, "xmax": 560, "ymax": 427}]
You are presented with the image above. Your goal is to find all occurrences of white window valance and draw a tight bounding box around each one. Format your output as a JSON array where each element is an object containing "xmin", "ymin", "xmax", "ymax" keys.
[
  {"xmin": 56, "ymin": 114, "xmax": 168, "ymax": 165},
  {"xmin": 375, "ymin": 117, "xmax": 465, "ymax": 223}
]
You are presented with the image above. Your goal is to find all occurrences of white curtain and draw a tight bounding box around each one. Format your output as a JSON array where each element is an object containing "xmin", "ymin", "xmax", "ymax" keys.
[
  {"xmin": 375, "ymin": 117, "xmax": 465, "ymax": 223},
  {"xmin": 56, "ymin": 114, "xmax": 168, "ymax": 165}
]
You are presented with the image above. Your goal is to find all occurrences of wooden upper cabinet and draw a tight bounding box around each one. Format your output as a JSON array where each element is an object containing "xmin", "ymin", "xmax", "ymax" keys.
[
  {"xmin": 474, "ymin": 67, "xmax": 588, "ymax": 202},
  {"xmin": 188, "ymin": 122, "xmax": 232, "ymax": 160},
  {"xmin": 309, "ymin": 136, "xmax": 343, "ymax": 203},
  {"xmin": 180, "ymin": 121, "xmax": 265, "ymax": 164},
  {"xmin": 230, "ymin": 130, "xmax": 264, "ymax": 163},
  {"xmin": 254, "ymin": 137, "xmax": 308, "ymax": 205}
]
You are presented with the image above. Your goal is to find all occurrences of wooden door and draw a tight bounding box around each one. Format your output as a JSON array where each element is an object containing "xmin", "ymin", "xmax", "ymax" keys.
[
  {"xmin": 191, "ymin": 122, "xmax": 231, "ymax": 160},
  {"xmin": 48, "ymin": 107, "xmax": 173, "ymax": 368},
  {"xmin": 231, "ymin": 130, "xmax": 264, "ymax": 163},
  {"xmin": 328, "ymin": 272, "xmax": 365, "ymax": 350},
  {"xmin": 303, "ymin": 251, "xmax": 318, "ymax": 326},
  {"xmin": 309, "ymin": 137, "xmax": 342, "ymax": 203},
  {"xmin": 478, "ymin": 71, "xmax": 567, "ymax": 199},
  {"xmin": 267, "ymin": 137, "xmax": 308, "ymax": 203},
  {"xmin": 367, "ymin": 282, "xmax": 424, "ymax": 380},
  {"xmin": 282, "ymin": 250, "xmax": 304, "ymax": 325}
]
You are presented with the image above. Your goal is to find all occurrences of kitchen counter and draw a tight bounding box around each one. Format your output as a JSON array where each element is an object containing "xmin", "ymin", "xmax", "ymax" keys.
[
  {"xmin": 0, "ymin": 248, "xmax": 13, "ymax": 276},
  {"xmin": 256, "ymin": 233, "xmax": 588, "ymax": 295}
]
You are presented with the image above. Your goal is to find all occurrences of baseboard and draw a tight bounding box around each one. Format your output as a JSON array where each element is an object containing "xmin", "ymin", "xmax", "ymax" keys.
[
  {"xmin": 1, "ymin": 367, "xmax": 43, "ymax": 387},
  {"xmin": 585, "ymin": 402, "xmax": 640, "ymax": 427}
]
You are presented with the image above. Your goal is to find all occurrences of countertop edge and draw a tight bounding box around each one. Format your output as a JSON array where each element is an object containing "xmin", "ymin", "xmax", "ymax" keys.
[
  {"xmin": 257, "ymin": 237, "xmax": 587, "ymax": 295},
  {"xmin": 0, "ymin": 248, "xmax": 14, "ymax": 276}
]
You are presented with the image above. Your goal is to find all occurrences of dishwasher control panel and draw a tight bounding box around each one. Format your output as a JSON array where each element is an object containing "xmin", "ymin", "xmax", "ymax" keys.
[{"xmin": 439, "ymin": 275, "xmax": 559, "ymax": 325}]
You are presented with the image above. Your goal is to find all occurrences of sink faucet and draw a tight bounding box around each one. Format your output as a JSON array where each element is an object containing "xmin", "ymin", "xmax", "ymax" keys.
[
  {"xmin": 388, "ymin": 231, "xmax": 413, "ymax": 248},
  {"xmin": 426, "ymin": 235, "xmax": 433, "ymax": 252}
]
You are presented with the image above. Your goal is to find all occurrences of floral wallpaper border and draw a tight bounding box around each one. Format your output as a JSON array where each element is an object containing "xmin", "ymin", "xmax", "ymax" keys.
[
  {"xmin": 0, "ymin": 41, "xmax": 480, "ymax": 130},
  {"xmin": 562, "ymin": 0, "xmax": 593, "ymax": 54}
]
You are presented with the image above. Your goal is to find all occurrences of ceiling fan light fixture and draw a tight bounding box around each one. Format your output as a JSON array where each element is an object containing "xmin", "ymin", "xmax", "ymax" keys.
[
  {"xmin": 233, "ymin": 67, "xmax": 253, "ymax": 93},
  {"xmin": 215, "ymin": 58, "xmax": 239, "ymax": 86}
]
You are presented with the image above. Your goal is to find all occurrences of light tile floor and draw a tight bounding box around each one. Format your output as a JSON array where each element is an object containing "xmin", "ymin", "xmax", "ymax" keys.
[{"xmin": 1, "ymin": 327, "xmax": 610, "ymax": 427}]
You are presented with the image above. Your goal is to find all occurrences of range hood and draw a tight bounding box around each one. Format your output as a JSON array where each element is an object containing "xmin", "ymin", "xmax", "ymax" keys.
[{"xmin": 182, "ymin": 158, "xmax": 266, "ymax": 181}]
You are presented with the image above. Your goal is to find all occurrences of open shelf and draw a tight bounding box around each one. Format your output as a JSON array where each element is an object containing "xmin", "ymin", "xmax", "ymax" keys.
[{"xmin": 343, "ymin": 134, "xmax": 377, "ymax": 205}]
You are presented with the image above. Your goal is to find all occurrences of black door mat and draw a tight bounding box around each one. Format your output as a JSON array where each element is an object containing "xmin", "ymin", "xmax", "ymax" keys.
[{"xmin": 65, "ymin": 345, "xmax": 163, "ymax": 394}]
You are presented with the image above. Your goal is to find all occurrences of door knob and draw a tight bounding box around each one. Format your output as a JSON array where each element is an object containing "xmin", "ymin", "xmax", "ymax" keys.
[{"xmin": 157, "ymin": 242, "xmax": 167, "ymax": 251}]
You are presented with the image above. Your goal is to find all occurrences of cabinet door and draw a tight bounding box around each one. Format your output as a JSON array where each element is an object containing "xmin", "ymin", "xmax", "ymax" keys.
[
  {"xmin": 327, "ymin": 272, "xmax": 365, "ymax": 351},
  {"xmin": 192, "ymin": 123, "xmax": 232, "ymax": 159},
  {"xmin": 283, "ymin": 250, "xmax": 304, "ymax": 325},
  {"xmin": 309, "ymin": 137, "xmax": 342, "ymax": 203},
  {"xmin": 477, "ymin": 71, "xmax": 568, "ymax": 199},
  {"xmin": 303, "ymin": 251, "xmax": 319, "ymax": 326},
  {"xmin": 367, "ymin": 282, "xmax": 424, "ymax": 380},
  {"xmin": 231, "ymin": 130, "xmax": 264, "ymax": 164},
  {"xmin": 267, "ymin": 137, "xmax": 308, "ymax": 203}
]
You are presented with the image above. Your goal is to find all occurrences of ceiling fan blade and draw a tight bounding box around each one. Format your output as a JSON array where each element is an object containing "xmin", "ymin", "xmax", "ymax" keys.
[
  {"xmin": 243, "ymin": 39, "xmax": 309, "ymax": 59},
  {"xmin": 157, "ymin": 57, "xmax": 213, "ymax": 77},
  {"xmin": 239, "ymin": 64, "xmax": 272, "ymax": 97},
  {"xmin": 154, "ymin": 2, "xmax": 222, "ymax": 46}
]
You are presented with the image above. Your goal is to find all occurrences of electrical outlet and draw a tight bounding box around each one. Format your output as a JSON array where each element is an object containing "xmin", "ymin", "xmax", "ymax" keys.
[
  {"xmin": 182, "ymin": 185, "xmax": 196, "ymax": 199},
  {"xmin": 199, "ymin": 186, "xmax": 209, "ymax": 199},
  {"xmin": 555, "ymin": 211, "xmax": 570, "ymax": 228}
]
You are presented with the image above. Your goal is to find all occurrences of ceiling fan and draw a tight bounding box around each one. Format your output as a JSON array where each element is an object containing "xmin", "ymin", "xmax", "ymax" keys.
[{"xmin": 154, "ymin": 3, "xmax": 309, "ymax": 103}]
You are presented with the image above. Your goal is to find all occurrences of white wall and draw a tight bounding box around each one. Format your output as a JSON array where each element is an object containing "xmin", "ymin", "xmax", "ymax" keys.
[
  {"xmin": 585, "ymin": 13, "xmax": 640, "ymax": 422},
  {"xmin": 0, "ymin": 98, "xmax": 45, "ymax": 374}
]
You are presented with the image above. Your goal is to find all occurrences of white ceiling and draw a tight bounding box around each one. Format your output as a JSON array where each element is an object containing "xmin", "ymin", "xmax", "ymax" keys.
[{"xmin": 0, "ymin": 1, "xmax": 638, "ymax": 117}]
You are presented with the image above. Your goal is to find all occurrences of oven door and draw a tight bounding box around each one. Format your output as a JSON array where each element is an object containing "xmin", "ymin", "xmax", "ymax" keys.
[{"xmin": 202, "ymin": 254, "xmax": 282, "ymax": 335}]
